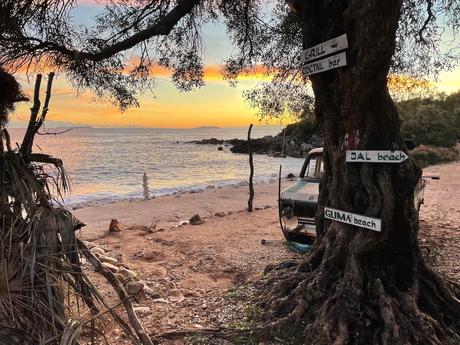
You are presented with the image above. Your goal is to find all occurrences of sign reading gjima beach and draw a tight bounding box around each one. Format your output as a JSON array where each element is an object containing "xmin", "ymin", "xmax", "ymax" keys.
[
  {"xmin": 300, "ymin": 34, "xmax": 348, "ymax": 63},
  {"xmin": 325, "ymin": 207, "xmax": 382, "ymax": 232},
  {"xmin": 346, "ymin": 150, "xmax": 409, "ymax": 163},
  {"xmin": 302, "ymin": 51, "xmax": 347, "ymax": 76}
]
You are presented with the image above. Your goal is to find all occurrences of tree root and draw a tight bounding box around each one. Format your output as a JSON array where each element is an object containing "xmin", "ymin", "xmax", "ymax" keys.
[{"xmin": 255, "ymin": 253, "xmax": 460, "ymax": 345}]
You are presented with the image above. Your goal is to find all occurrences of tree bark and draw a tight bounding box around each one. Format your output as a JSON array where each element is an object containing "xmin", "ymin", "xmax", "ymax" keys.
[{"xmin": 260, "ymin": 1, "xmax": 460, "ymax": 344}]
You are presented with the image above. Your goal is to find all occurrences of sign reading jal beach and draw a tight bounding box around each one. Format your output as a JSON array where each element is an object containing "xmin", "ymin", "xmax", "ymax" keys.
[
  {"xmin": 300, "ymin": 34, "xmax": 348, "ymax": 63},
  {"xmin": 346, "ymin": 150, "xmax": 409, "ymax": 163},
  {"xmin": 325, "ymin": 207, "xmax": 381, "ymax": 232},
  {"xmin": 302, "ymin": 51, "xmax": 347, "ymax": 76}
]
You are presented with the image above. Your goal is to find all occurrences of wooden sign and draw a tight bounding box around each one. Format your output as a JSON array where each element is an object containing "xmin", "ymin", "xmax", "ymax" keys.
[
  {"xmin": 325, "ymin": 207, "xmax": 381, "ymax": 232},
  {"xmin": 346, "ymin": 150, "xmax": 409, "ymax": 163},
  {"xmin": 301, "ymin": 34, "xmax": 348, "ymax": 63},
  {"xmin": 301, "ymin": 52, "xmax": 347, "ymax": 76}
]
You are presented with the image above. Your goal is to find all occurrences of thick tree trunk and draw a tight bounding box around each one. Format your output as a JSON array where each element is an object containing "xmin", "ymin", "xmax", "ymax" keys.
[{"xmin": 260, "ymin": 1, "xmax": 460, "ymax": 344}]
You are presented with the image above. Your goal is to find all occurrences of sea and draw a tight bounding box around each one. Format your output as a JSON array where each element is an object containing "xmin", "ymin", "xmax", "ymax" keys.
[{"xmin": 8, "ymin": 126, "xmax": 305, "ymax": 209}]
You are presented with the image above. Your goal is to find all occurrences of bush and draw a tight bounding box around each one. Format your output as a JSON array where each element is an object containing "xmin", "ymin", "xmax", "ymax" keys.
[
  {"xmin": 283, "ymin": 118, "xmax": 320, "ymax": 142},
  {"xmin": 410, "ymin": 145, "xmax": 459, "ymax": 168},
  {"xmin": 398, "ymin": 91, "xmax": 460, "ymax": 147}
]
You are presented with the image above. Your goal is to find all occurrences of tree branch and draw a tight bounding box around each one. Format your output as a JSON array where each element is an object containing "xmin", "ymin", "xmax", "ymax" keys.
[
  {"xmin": 32, "ymin": 0, "xmax": 200, "ymax": 62},
  {"xmin": 21, "ymin": 74, "xmax": 42, "ymax": 156},
  {"xmin": 419, "ymin": 0, "xmax": 434, "ymax": 44}
]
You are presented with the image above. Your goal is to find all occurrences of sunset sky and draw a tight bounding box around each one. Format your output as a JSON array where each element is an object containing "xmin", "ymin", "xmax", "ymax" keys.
[{"xmin": 9, "ymin": 1, "xmax": 460, "ymax": 129}]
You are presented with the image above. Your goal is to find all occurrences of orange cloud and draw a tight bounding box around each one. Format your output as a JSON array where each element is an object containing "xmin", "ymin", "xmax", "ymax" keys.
[{"xmin": 125, "ymin": 58, "xmax": 271, "ymax": 82}]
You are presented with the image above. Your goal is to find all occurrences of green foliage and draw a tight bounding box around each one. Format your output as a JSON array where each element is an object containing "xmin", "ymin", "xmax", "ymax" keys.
[
  {"xmin": 398, "ymin": 91, "xmax": 460, "ymax": 147},
  {"xmin": 283, "ymin": 91, "xmax": 460, "ymax": 148},
  {"xmin": 284, "ymin": 117, "xmax": 319, "ymax": 141},
  {"xmin": 410, "ymin": 145, "xmax": 459, "ymax": 168}
]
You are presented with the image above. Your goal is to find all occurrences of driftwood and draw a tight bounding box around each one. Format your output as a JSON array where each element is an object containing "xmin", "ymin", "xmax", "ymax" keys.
[
  {"xmin": 247, "ymin": 124, "xmax": 254, "ymax": 212},
  {"xmin": 78, "ymin": 240, "xmax": 154, "ymax": 345}
]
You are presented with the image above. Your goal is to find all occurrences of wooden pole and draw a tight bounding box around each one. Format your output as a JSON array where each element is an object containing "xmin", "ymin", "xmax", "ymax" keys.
[{"xmin": 247, "ymin": 124, "xmax": 254, "ymax": 212}]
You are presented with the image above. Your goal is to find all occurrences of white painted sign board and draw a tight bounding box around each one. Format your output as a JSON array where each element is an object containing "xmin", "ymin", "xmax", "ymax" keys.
[
  {"xmin": 301, "ymin": 34, "xmax": 348, "ymax": 63},
  {"xmin": 346, "ymin": 150, "xmax": 409, "ymax": 163},
  {"xmin": 325, "ymin": 207, "xmax": 381, "ymax": 232},
  {"xmin": 301, "ymin": 51, "xmax": 347, "ymax": 76}
]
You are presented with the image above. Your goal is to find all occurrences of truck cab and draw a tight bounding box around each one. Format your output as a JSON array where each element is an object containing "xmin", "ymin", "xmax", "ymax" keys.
[
  {"xmin": 279, "ymin": 148, "xmax": 323, "ymax": 248},
  {"xmin": 279, "ymin": 147, "xmax": 427, "ymax": 251}
]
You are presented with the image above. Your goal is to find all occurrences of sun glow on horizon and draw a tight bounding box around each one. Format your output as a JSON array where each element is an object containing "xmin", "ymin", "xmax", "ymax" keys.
[{"xmin": 10, "ymin": 65, "xmax": 460, "ymax": 129}]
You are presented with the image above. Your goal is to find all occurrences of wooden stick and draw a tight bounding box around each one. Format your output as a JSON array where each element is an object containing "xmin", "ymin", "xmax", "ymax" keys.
[
  {"xmin": 247, "ymin": 124, "xmax": 254, "ymax": 212},
  {"xmin": 78, "ymin": 240, "xmax": 153, "ymax": 345}
]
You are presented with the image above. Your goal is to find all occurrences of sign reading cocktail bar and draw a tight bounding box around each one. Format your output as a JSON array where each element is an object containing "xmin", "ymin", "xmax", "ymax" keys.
[
  {"xmin": 302, "ymin": 51, "xmax": 347, "ymax": 76},
  {"xmin": 325, "ymin": 207, "xmax": 381, "ymax": 232}
]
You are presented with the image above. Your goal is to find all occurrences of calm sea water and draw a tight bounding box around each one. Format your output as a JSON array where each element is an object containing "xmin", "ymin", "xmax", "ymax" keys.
[{"xmin": 8, "ymin": 126, "xmax": 305, "ymax": 209}]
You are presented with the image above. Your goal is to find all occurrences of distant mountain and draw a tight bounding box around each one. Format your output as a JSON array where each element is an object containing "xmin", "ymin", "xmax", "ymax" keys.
[
  {"xmin": 6, "ymin": 119, "xmax": 90, "ymax": 129},
  {"xmin": 191, "ymin": 126, "xmax": 221, "ymax": 129}
]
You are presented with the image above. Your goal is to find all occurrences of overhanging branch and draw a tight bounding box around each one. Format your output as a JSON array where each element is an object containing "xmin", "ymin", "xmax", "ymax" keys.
[{"xmin": 32, "ymin": 0, "xmax": 201, "ymax": 62}]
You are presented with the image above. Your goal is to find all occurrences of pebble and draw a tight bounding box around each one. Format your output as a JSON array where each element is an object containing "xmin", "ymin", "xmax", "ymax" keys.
[
  {"xmin": 90, "ymin": 247, "xmax": 105, "ymax": 257},
  {"xmin": 102, "ymin": 262, "xmax": 119, "ymax": 273},
  {"xmin": 144, "ymin": 286, "xmax": 162, "ymax": 299},
  {"xmin": 114, "ymin": 274, "xmax": 125, "ymax": 283},
  {"xmin": 152, "ymin": 298, "xmax": 170, "ymax": 304},
  {"xmin": 151, "ymin": 266, "xmax": 167, "ymax": 278},
  {"xmin": 119, "ymin": 268, "xmax": 138, "ymax": 281},
  {"xmin": 125, "ymin": 281, "xmax": 145, "ymax": 295},
  {"xmin": 133, "ymin": 306, "xmax": 151, "ymax": 317},
  {"xmin": 167, "ymin": 289, "xmax": 185, "ymax": 303},
  {"xmin": 189, "ymin": 214, "xmax": 204, "ymax": 225},
  {"xmin": 107, "ymin": 251, "xmax": 123, "ymax": 261},
  {"xmin": 99, "ymin": 255, "xmax": 119, "ymax": 266},
  {"xmin": 182, "ymin": 289, "xmax": 201, "ymax": 297},
  {"xmin": 83, "ymin": 241, "xmax": 96, "ymax": 249},
  {"xmin": 164, "ymin": 281, "xmax": 176, "ymax": 290}
]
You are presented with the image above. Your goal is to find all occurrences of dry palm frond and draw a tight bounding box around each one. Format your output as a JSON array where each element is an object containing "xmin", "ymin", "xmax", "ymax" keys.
[{"xmin": 0, "ymin": 73, "xmax": 149, "ymax": 345}]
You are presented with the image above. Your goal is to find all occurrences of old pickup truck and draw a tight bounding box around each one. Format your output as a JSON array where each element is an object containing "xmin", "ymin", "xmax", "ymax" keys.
[{"xmin": 279, "ymin": 147, "xmax": 430, "ymax": 251}]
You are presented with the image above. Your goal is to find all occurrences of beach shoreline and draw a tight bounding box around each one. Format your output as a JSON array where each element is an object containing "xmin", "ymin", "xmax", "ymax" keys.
[{"xmin": 74, "ymin": 179, "xmax": 283, "ymax": 241}]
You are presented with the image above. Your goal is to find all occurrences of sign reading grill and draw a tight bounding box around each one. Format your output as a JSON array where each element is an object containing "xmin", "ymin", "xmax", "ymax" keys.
[
  {"xmin": 300, "ymin": 34, "xmax": 348, "ymax": 63},
  {"xmin": 325, "ymin": 207, "xmax": 381, "ymax": 232},
  {"xmin": 301, "ymin": 52, "xmax": 347, "ymax": 76}
]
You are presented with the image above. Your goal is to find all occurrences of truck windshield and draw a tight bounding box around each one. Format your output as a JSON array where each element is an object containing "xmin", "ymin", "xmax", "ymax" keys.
[{"xmin": 305, "ymin": 156, "xmax": 324, "ymax": 178}]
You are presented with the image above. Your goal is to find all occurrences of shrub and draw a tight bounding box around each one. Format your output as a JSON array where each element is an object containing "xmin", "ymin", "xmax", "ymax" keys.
[
  {"xmin": 410, "ymin": 145, "xmax": 459, "ymax": 168},
  {"xmin": 398, "ymin": 91, "xmax": 460, "ymax": 147},
  {"xmin": 283, "ymin": 118, "xmax": 321, "ymax": 142}
]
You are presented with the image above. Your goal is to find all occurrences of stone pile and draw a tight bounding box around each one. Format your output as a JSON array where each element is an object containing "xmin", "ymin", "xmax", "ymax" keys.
[{"xmin": 87, "ymin": 244, "xmax": 146, "ymax": 295}]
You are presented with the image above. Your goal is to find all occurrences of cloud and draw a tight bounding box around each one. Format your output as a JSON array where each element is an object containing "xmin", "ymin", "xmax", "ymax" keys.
[{"xmin": 125, "ymin": 58, "xmax": 271, "ymax": 82}]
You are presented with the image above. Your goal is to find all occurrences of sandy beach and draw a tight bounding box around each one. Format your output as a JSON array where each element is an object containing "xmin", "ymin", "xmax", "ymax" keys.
[
  {"xmin": 74, "ymin": 161, "xmax": 460, "ymax": 344},
  {"xmin": 74, "ymin": 181, "xmax": 282, "ymax": 241}
]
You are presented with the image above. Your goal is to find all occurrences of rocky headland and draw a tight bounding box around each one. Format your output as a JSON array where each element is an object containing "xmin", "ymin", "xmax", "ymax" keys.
[{"xmin": 190, "ymin": 121, "xmax": 323, "ymax": 158}]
